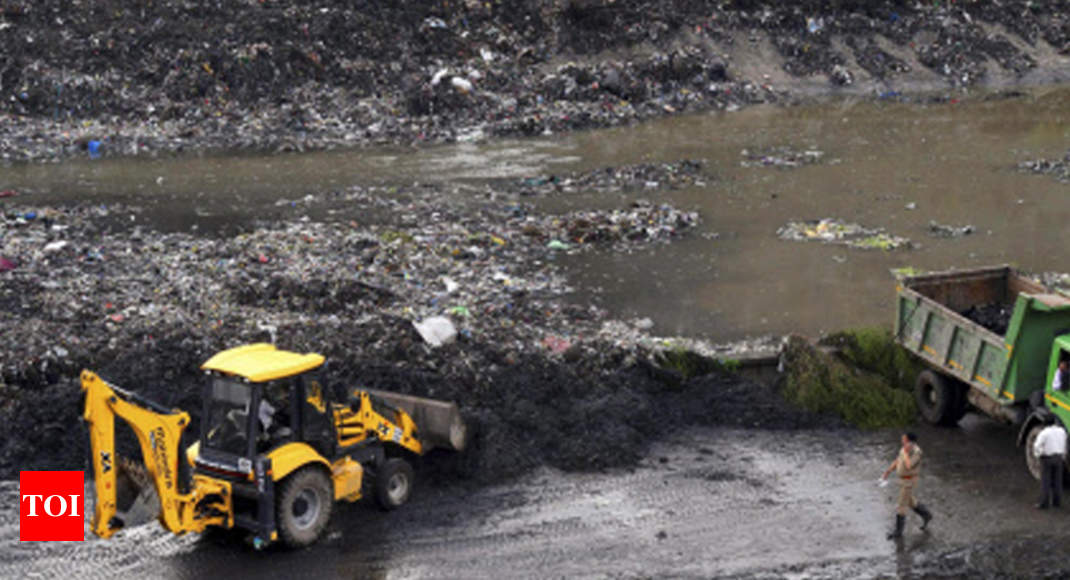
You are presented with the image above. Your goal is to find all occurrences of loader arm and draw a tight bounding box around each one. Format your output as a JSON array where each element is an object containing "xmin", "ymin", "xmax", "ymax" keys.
[{"xmin": 81, "ymin": 370, "xmax": 232, "ymax": 539}]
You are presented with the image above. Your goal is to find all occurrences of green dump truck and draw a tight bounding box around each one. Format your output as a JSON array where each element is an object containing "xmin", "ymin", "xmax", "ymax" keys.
[{"xmin": 894, "ymin": 265, "xmax": 1070, "ymax": 479}]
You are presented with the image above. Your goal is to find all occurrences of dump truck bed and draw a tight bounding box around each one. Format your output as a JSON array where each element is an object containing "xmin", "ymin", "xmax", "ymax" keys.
[{"xmin": 895, "ymin": 265, "xmax": 1070, "ymax": 406}]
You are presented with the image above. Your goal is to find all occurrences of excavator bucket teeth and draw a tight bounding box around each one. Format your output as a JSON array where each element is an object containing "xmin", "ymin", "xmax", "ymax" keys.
[
  {"xmin": 366, "ymin": 389, "xmax": 468, "ymax": 452},
  {"xmin": 114, "ymin": 455, "xmax": 160, "ymax": 528}
]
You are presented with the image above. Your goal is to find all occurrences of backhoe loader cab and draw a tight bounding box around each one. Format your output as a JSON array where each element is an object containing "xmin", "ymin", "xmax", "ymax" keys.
[{"xmin": 82, "ymin": 343, "xmax": 467, "ymax": 549}]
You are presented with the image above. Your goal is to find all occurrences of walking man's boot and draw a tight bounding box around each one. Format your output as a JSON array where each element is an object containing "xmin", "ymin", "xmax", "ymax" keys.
[
  {"xmin": 913, "ymin": 504, "xmax": 933, "ymax": 530},
  {"xmin": 886, "ymin": 514, "xmax": 905, "ymax": 540}
]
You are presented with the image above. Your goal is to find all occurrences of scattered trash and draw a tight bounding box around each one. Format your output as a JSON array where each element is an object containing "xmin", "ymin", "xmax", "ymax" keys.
[
  {"xmin": 43, "ymin": 240, "xmax": 69, "ymax": 253},
  {"xmin": 928, "ymin": 221, "xmax": 975, "ymax": 238},
  {"xmin": 450, "ymin": 77, "xmax": 473, "ymax": 94},
  {"xmin": 0, "ymin": 257, "xmax": 15, "ymax": 272},
  {"xmin": 87, "ymin": 140, "xmax": 102, "ymax": 159},
  {"xmin": 905, "ymin": 202, "xmax": 917, "ymax": 210},
  {"xmin": 740, "ymin": 147, "xmax": 825, "ymax": 169},
  {"xmin": 541, "ymin": 335, "xmax": 572, "ymax": 354},
  {"xmin": 515, "ymin": 160, "xmax": 705, "ymax": 196},
  {"xmin": 777, "ymin": 219, "xmax": 911, "ymax": 250},
  {"xmin": 1017, "ymin": 151, "xmax": 1070, "ymax": 184},
  {"xmin": 547, "ymin": 240, "xmax": 571, "ymax": 251},
  {"xmin": 422, "ymin": 17, "xmax": 448, "ymax": 30},
  {"xmin": 413, "ymin": 316, "xmax": 458, "ymax": 347},
  {"xmin": 830, "ymin": 64, "xmax": 853, "ymax": 86}
]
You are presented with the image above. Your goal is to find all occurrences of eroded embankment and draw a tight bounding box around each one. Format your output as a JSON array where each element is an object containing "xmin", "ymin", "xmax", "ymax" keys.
[{"xmin": 1, "ymin": 1, "xmax": 1068, "ymax": 162}]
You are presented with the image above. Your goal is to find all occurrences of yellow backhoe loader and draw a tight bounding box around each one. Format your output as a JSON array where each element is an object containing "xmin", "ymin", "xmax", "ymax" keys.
[{"xmin": 81, "ymin": 343, "xmax": 467, "ymax": 548}]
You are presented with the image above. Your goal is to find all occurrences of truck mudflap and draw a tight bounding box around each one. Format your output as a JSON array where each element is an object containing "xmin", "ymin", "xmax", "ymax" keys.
[{"xmin": 365, "ymin": 389, "xmax": 467, "ymax": 452}]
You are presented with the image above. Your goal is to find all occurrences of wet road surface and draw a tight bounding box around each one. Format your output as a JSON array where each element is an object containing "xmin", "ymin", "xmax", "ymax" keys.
[{"xmin": 4, "ymin": 417, "xmax": 1068, "ymax": 578}]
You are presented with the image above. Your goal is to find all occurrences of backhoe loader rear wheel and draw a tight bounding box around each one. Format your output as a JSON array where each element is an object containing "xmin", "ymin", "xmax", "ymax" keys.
[
  {"xmin": 276, "ymin": 467, "xmax": 333, "ymax": 548},
  {"xmin": 374, "ymin": 458, "xmax": 414, "ymax": 510}
]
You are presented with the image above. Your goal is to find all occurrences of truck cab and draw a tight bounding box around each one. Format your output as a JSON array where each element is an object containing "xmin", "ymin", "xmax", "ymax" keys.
[{"xmin": 1019, "ymin": 337, "xmax": 1070, "ymax": 479}]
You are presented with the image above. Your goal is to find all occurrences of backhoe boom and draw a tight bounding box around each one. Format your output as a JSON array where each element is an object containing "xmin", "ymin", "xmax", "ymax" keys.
[{"xmin": 81, "ymin": 370, "xmax": 232, "ymax": 538}]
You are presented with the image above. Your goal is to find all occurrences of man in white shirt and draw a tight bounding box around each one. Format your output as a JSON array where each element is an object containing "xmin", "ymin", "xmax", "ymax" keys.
[
  {"xmin": 1052, "ymin": 360, "xmax": 1069, "ymax": 391},
  {"xmin": 1033, "ymin": 416, "xmax": 1067, "ymax": 509}
]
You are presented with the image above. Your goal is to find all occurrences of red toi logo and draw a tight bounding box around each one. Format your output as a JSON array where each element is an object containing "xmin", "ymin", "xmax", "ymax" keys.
[{"xmin": 20, "ymin": 471, "xmax": 85, "ymax": 541}]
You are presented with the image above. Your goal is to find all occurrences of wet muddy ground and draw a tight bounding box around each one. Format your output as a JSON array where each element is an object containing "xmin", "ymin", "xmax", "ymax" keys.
[{"xmin": 4, "ymin": 420, "xmax": 1069, "ymax": 579}]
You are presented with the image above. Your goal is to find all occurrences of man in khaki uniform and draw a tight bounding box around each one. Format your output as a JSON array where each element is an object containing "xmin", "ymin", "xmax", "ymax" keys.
[{"xmin": 881, "ymin": 432, "xmax": 933, "ymax": 539}]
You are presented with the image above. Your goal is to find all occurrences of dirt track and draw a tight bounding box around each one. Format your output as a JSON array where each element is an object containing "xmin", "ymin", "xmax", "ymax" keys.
[{"xmin": 3, "ymin": 419, "xmax": 1069, "ymax": 579}]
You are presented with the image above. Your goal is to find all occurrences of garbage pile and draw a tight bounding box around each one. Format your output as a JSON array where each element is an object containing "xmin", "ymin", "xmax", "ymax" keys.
[
  {"xmin": 1017, "ymin": 152, "xmax": 1070, "ymax": 184},
  {"xmin": 1038, "ymin": 272, "xmax": 1070, "ymax": 294},
  {"xmin": 961, "ymin": 303, "xmax": 1014, "ymax": 335},
  {"xmin": 777, "ymin": 219, "xmax": 911, "ymax": 250},
  {"xmin": 0, "ymin": 1, "xmax": 1066, "ymax": 163},
  {"xmin": 0, "ymin": 182, "xmax": 818, "ymax": 483},
  {"xmin": 740, "ymin": 147, "xmax": 825, "ymax": 169},
  {"xmin": 515, "ymin": 160, "xmax": 706, "ymax": 195}
]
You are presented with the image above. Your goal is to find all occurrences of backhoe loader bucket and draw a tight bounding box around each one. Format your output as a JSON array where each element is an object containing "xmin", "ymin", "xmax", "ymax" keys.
[
  {"xmin": 365, "ymin": 389, "xmax": 468, "ymax": 452},
  {"xmin": 111, "ymin": 455, "xmax": 160, "ymax": 530}
]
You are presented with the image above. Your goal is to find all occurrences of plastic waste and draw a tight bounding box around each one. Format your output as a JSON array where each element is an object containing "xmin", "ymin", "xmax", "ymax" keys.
[
  {"xmin": 0, "ymin": 257, "xmax": 15, "ymax": 272},
  {"xmin": 423, "ymin": 17, "xmax": 447, "ymax": 29},
  {"xmin": 88, "ymin": 140, "xmax": 102, "ymax": 159},
  {"xmin": 413, "ymin": 316, "xmax": 457, "ymax": 347},
  {"xmin": 451, "ymin": 77, "xmax": 473, "ymax": 94},
  {"xmin": 43, "ymin": 240, "xmax": 70, "ymax": 253},
  {"xmin": 431, "ymin": 69, "xmax": 450, "ymax": 87},
  {"xmin": 547, "ymin": 240, "xmax": 570, "ymax": 251}
]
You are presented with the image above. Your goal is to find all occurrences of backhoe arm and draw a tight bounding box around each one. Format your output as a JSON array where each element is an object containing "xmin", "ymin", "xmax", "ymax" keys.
[{"xmin": 81, "ymin": 370, "xmax": 232, "ymax": 538}]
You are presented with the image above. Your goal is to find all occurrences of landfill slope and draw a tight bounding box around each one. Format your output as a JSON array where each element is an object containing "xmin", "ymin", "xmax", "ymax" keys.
[
  {"xmin": 1, "ymin": 1, "xmax": 1068, "ymax": 162},
  {"xmin": 0, "ymin": 172, "xmax": 823, "ymax": 483}
]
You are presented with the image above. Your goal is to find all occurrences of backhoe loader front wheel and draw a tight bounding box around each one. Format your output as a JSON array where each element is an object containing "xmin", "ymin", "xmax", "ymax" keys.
[
  {"xmin": 277, "ymin": 467, "xmax": 333, "ymax": 548},
  {"xmin": 374, "ymin": 458, "xmax": 414, "ymax": 510}
]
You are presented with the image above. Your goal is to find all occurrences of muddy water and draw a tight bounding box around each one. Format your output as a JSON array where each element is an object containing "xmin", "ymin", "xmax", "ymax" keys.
[{"xmin": 5, "ymin": 89, "xmax": 1070, "ymax": 341}]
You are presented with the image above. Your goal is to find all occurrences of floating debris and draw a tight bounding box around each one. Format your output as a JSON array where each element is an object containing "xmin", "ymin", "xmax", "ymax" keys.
[
  {"xmin": 1017, "ymin": 152, "xmax": 1070, "ymax": 184},
  {"xmin": 928, "ymin": 221, "xmax": 975, "ymax": 238},
  {"xmin": 516, "ymin": 160, "xmax": 706, "ymax": 195},
  {"xmin": 777, "ymin": 218, "xmax": 911, "ymax": 250},
  {"xmin": 740, "ymin": 147, "xmax": 825, "ymax": 169}
]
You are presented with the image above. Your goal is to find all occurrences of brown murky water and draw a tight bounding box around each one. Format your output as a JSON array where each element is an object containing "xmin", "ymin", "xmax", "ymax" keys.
[{"xmin": 4, "ymin": 88, "xmax": 1070, "ymax": 341}]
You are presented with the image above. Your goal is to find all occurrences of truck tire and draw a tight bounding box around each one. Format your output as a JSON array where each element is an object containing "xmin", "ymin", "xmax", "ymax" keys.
[
  {"xmin": 1025, "ymin": 423, "xmax": 1044, "ymax": 481},
  {"xmin": 276, "ymin": 466, "xmax": 333, "ymax": 548},
  {"xmin": 374, "ymin": 458, "xmax": 414, "ymax": 510},
  {"xmin": 915, "ymin": 370, "xmax": 963, "ymax": 426}
]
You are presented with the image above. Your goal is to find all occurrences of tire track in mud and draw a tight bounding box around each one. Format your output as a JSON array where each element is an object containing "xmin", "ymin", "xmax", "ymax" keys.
[{"xmin": 0, "ymin": 428, "xmax": 934, "ymax": 579}]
